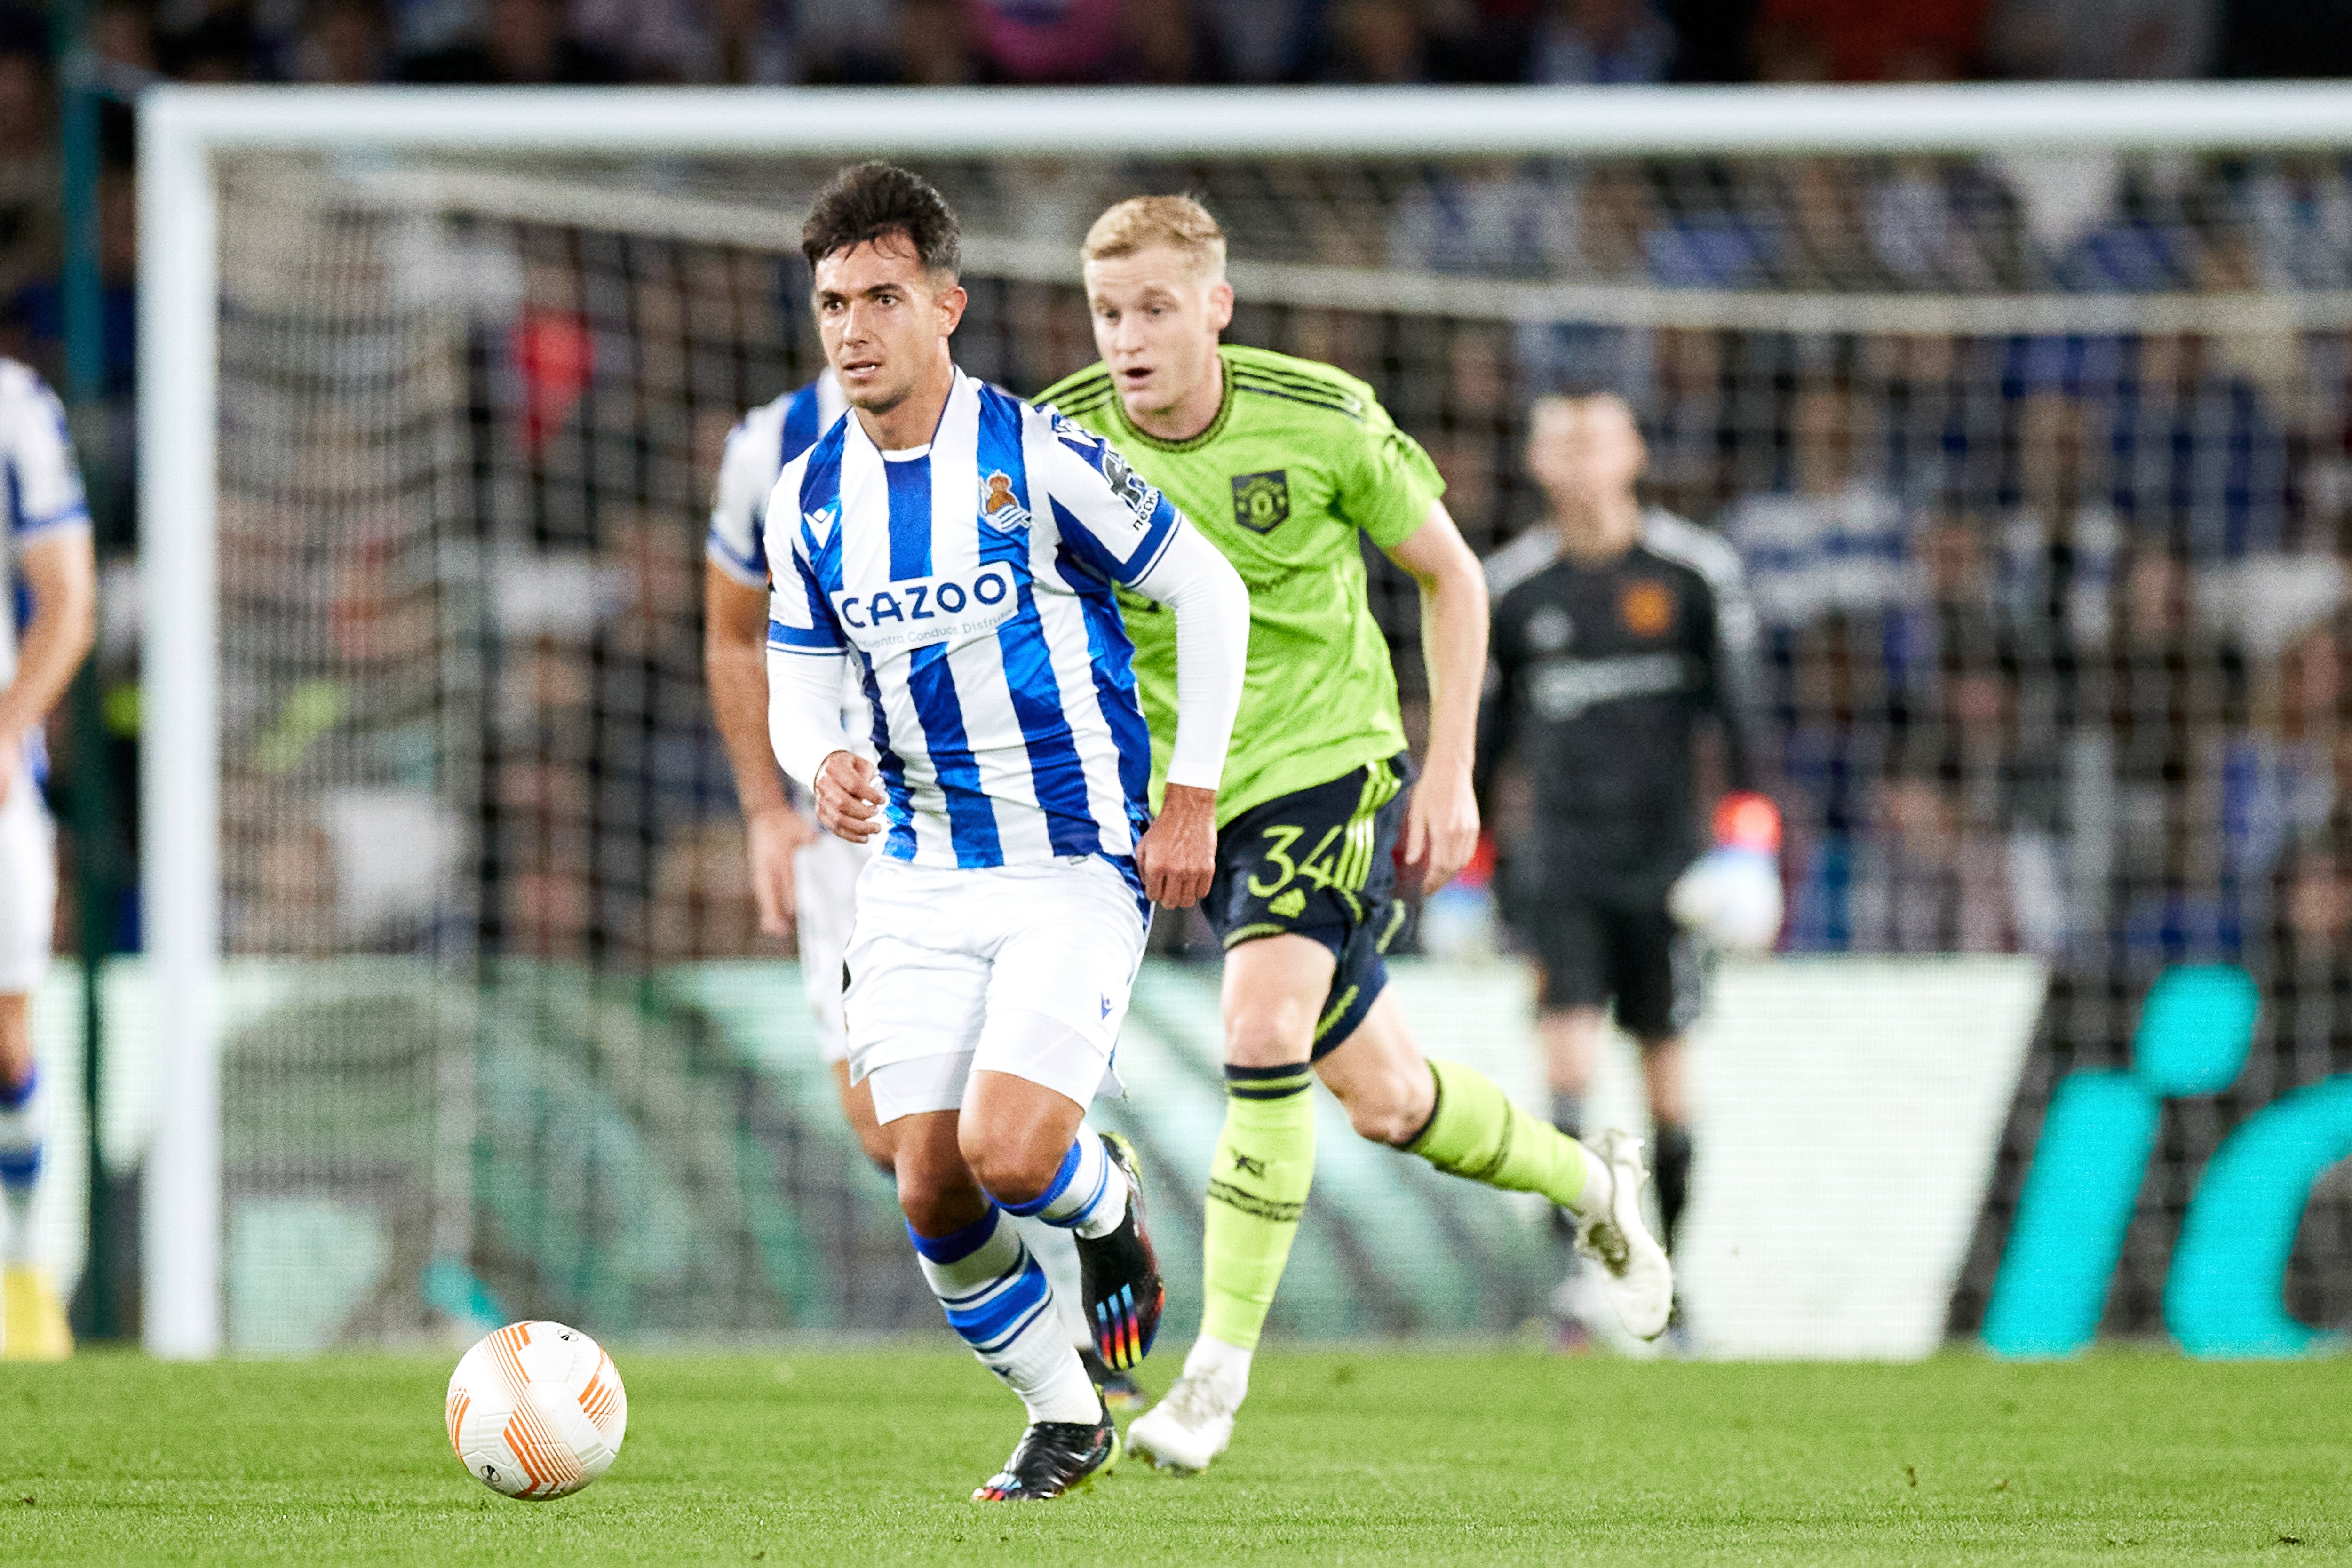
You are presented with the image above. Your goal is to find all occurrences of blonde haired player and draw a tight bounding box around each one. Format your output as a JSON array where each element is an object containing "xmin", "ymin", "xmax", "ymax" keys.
[
  {"xmin": 1038, "ymin": 198, "xmax": 1672, "ymax": 1470},
  {"xmin": 0, "ymin": 358, "xmax": 95, "ymax": 1360}
]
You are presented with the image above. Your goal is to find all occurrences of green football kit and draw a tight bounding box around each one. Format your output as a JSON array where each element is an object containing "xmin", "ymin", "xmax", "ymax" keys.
[
  {"xmin": 1039, "ymin": 344, "xmax": 1439, "ymax": 824},
  {"xmin": 1037, "ymin": 345, "xmax": 1612, "ymax": 1363}
]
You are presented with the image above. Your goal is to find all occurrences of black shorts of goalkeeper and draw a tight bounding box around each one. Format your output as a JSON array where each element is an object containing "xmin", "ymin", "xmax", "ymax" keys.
[{"xmin": 1200, "ymin": 753, "xmax": 1414, "ymax": 1062}]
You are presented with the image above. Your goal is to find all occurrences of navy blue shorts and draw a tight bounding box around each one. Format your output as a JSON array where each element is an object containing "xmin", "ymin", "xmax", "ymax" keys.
[{"xmin": 1201, "ymin": 753, "xmax": 1413, "ymax": 1061}]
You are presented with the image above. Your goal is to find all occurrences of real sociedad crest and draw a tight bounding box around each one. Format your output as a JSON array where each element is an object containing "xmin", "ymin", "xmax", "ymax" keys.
[{"xmin": 978, "ymin": 470, "xmax": 1031, "ymax": 532}]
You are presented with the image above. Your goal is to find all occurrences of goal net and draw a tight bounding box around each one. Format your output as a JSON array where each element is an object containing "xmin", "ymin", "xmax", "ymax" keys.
[{"xmin": 130, "ymin": 88, "xmax": 2352, "ymax": 1357}]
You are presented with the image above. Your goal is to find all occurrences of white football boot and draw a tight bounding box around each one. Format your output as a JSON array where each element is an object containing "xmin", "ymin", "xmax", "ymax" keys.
[
  {"xmin": 1126, "ymin": 1369, "xmax": 1240, "ymax": 1472},
  {"xmin": 1574, "ymin": 1130, "xmax": 1674, "ymax": 1342}
]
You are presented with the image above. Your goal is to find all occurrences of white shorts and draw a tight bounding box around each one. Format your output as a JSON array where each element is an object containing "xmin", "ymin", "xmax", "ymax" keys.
[
  {"xmin": 794, "ymin": 828, "xmax": 878, "ymax": 1066},
  {"xmin": 0, "ymin": 761, "xmax": 56, "ymax": 995},
  {"xmin": 845, "ymin": 854, "xmax": 1147, "ymax": 1124}
]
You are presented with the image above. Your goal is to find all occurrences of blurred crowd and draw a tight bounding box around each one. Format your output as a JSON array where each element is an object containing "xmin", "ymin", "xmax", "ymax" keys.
[
  {"xmin": 194, "ymin": 182, "xmax": 2352, "ymax": 983},
  {"xmin": 0, "ymin": 0, "xmax": 2335, "ymax": 95},
  {"xmin": 1381, "ymin": 311, "xmax": 2352, "ymax": 984}
]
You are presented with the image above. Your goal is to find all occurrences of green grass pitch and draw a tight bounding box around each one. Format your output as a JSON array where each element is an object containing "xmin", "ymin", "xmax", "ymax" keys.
[{"xmin": 0, "ymin": 1348, "xmax": 2341, "ymax": 1565}]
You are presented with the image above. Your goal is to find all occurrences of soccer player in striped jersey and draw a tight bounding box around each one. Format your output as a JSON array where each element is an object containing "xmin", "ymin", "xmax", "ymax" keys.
[
  {"xmin": 1039, "ymin": 197, "xmax": 1671, "ymax": 1471},
  {"xmin": 764, "ymin": 164, "xmax": 1250, "ymax": 1501},
  {"xmin": 706, "ymin": 374, "xmax": 877, "ymax": 1139},
  {"xmin": 0, "ymin": 358, "xmax": 95, "ymax": 1361},
  {"xmin": 704, "ymin": 368, "xmax": 1147, "ymax": 1409}
]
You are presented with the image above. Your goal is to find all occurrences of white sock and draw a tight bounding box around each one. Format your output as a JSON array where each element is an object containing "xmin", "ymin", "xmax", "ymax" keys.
[
  {"xmin": 1, "ymin": 1187, "xmax": 31, "ymax": 1268},
  {"xmin": 1009, "ymin": 1213, "xmax": 1093, "ymax": 1356},
  {"xmin": 1567, "ymin": 1140, "xmax": 1615, "ymax": 1219},
  {"xmin": 1182, "ymin": 1334, "xmax": 1254, "ymax": 1410},
  {"xmin": 910, "ymin": 1206, "xmax": 1101, "ymax": 1425},
  {"xmin": 1002, "ymin": 1129, "xmax": 1128, "ymax": 1241},
  {"xmin": 0, "ymin": 1066, "xmax": 42, "ymax": 1269}
]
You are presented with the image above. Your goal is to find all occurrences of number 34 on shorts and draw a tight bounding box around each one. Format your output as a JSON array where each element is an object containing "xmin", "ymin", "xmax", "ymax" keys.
[{"xmin": 1204, "ymin": 754, "xmax": 1411, "ymax": 948}]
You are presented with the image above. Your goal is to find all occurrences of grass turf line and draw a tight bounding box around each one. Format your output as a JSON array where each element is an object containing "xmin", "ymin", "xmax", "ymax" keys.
[{"xmin": 0, "ymin": 1350, "xmax": 2340, "ymax": 1566}]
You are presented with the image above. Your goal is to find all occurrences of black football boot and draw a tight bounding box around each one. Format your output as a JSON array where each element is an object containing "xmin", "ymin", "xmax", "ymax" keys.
[
  {"xmin": 1076, "ymin": 1131, "xmax": 1164, "ymax": 1372},
  {"xmin": 970, "ymin": 1401, "xmax": 1120, "ymax": 1502},
  {"xmin": 1079, "ymin": 1345, "xmax": 1146, "ymax": 1412}
]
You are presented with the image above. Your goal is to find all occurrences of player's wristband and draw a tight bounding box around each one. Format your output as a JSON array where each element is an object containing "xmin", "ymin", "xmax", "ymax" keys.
[{"xmin": 1712, "ymin": 791, "xmax": 1781, "ymax": 855}]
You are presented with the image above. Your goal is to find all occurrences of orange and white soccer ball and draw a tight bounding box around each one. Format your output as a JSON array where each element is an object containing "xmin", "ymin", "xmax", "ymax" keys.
[{"xmin": 445, "ymin": 1321, "xmax": 628, "ymax": 1500}]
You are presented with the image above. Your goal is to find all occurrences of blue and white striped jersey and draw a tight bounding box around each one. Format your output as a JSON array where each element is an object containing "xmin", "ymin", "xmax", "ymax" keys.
[
  {"xmin": 707, "ymin": 373, "xmax": 848, "ymax": 589},
  {"xmin": 710, "ymin": 374, "xmax": 872, "ymax": 774},
  {"xmin": 765, "ymin": 369, "xmax": 1182, "ymax": 870},
  {"xmin": 2, "ymin": 358, "xmax": 90, "ymax": 696}
]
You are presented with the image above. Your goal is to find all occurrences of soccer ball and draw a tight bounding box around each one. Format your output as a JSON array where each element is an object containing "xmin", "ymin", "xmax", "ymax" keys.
[
  {"xmin": 445, "ymin": 1321, "xmax": 628, "ymax": 1500},
  {"xmin": 1667, "ymin": 846, "xmax": 1784, "ymax": 954}
]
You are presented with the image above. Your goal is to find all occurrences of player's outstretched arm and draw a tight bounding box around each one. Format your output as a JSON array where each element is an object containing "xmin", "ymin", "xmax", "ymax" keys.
[
  {"xmin": 1385, "ymin": 501, "xmax": 1487, "ymax": 892},
  {"xmin": 705, "ymin": 562, "xmax": 816, "ymax": 931},
  {"xmin": 0, "ymin": 528, "xmax": 95, "ymax": 810},
  {"xmin": 1126, "ymin": 522, "xmax": 1249, "ymax": 909}
]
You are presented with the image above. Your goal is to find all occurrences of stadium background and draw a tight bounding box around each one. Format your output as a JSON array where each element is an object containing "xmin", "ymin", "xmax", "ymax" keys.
[{"xmin": 8, "ymin": 0, "xmax": 2352, "ymax": 1363}]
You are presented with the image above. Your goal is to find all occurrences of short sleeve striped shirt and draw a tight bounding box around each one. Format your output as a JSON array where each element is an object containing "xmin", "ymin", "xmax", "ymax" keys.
[{"xmin": 1, "ymin": 357, "xmax": 90, "ymax": 695}]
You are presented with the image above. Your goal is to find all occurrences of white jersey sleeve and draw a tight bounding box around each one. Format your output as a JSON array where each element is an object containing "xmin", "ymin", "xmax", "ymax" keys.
[
  {"xmin": 2, "ymin": 360, "xmax": 90, "ymax": 545},
  {"xmin": 1033, "ymin": 412, "xmax": 1183, "ymax": 586},
  {"xmin": 708, "ymin": 412, "xmax": 783, "ymax": 588},
  {"xmin": 1120, "ymin": 518, "xmax": 1249, "ymax": 792},
  {"xmin": 763, "ymin": 448, "xmax": 848, "ymax": 656},
  {"xmin": 707, "ymin": 376, "xmax": 846, "ymax": 589},
  {"xmin": 1, "ymin": 359, "xmax": 91, "ymax": 699}
]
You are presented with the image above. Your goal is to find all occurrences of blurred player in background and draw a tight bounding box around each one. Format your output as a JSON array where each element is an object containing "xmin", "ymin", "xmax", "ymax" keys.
[
  {"xmin": 704, "ymin": 367, "xmax": 1144, "ymax": 1407},
  {"xmin": 0, "ymin": 359, "xmax": 95, "ymax": 1361},
  {"xmin": 1041, "ymin": 198, "xmax": 1671, "ymax": 1472},
  {"xmin": 1480, "ymin": 393, "xmax": 1780, "ymax": 1346},
  {"xmin": 763, "ymin": 164, "xmax": 1253, "ymax": 1500},
  {"xmin": 706, "ymin": 369, "xmax": 881, "ymax": 1151}
]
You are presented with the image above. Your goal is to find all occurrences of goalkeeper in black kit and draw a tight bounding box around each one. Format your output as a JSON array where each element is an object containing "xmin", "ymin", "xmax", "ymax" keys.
[{"xmin": 1478, "ymin": 393, "xmax": 1780, "ymax": 1347}]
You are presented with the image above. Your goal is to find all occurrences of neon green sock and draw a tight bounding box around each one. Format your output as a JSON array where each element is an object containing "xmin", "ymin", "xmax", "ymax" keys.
[
  {"xmin": 1407, "ymin": 1058, "xmax": 1595, "ymax": 1211},
  {"xmin": 1198, "ymin": 1063, "xmax": 1318, "ymax": 1352}
]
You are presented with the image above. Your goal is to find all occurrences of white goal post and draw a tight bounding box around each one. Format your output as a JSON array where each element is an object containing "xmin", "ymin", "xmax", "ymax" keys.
[{"xmin": 137, "ymin": 80, "xmax": 2352, "ymax": 1359}]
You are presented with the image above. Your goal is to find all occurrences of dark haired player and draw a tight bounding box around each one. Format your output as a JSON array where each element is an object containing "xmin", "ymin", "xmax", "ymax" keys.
[
  {"xmin": 705, "ymin": 374, "xmax": 1147, "ymax": 1410},
  {"xmin": 764, "ymin": 164, "xmax": 1251, "ymax": 1500},
  {"xmin": 1480, "ymin": 393, "xmax": 1780, "ymax": 1345}
]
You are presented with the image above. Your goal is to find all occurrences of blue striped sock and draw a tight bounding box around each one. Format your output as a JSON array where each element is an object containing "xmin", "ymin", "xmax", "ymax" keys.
[
  {"xmin": 0, "ymin": 1066, "xmax": 37, "ymax": 1267},
  {"xmin": 997, "ymin": 1132, "xmax": 1126, "ymax": 1240},
  {"xmin": 909, "ymin": 1206, "xmax": 1098, "ymax": 1425},
  {"xmin": 0, "ymin": 1064, "xmax": 41, "ymax": 1191}
]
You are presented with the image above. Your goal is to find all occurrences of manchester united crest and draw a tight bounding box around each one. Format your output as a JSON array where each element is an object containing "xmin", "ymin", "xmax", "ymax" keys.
[
  {"xmin": 1620, "ymin": 578, "xmax": 1674, "ymax": 637},
  {"xmin": 1231, "ymin": 470, "xmax": 1291, "ymax": 534}
]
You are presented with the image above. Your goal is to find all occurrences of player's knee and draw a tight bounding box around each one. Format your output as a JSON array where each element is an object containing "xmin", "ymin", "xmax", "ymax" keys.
[
  {"xmin": 894, "ymin": 1177, "xmax": 962, "ymax": 1236},
  {"xmin": 1335, "ymin": 1068, "xmax": 1432, "ymax": 1146},
  {"xmin": 1224, "ymin": 999, "xmax": 1318, "ymax": 1068},
  {"xmin": 956, "ymin": 1126, "xmax": 1063, "ymax": 1209},
  {"xmin": 0, "ymin": 995, "xmax": 29, "ymax": 1086},
  {"xmin": 893, "ymin": 1150, "xmax": 984, "ymax": 1235}
]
